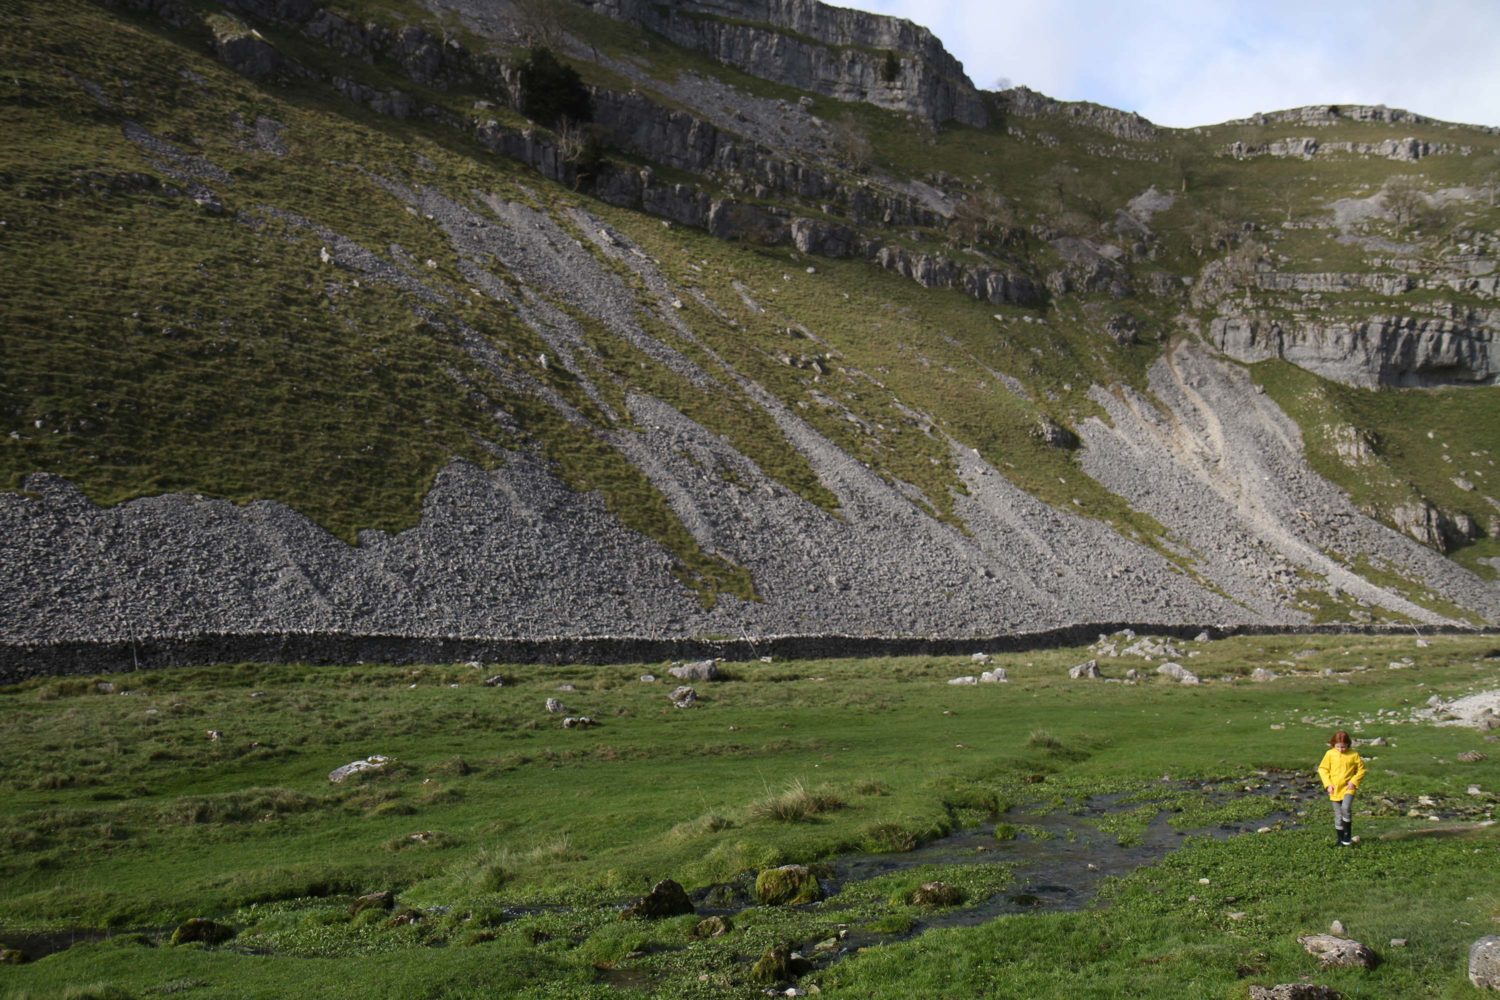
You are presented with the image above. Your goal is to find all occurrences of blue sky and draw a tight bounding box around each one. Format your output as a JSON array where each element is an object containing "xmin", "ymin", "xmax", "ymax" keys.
[{"xmin": 850, "ymin": 0, "xmax": 1500, "ymax": 128}]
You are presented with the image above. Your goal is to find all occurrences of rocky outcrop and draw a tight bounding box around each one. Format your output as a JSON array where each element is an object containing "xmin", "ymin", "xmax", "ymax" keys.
[
  {"xmin": 577, "ymin": 0, "xmax": 987, "ymax": 127},
  {"xmin": 997, "ymin": 87, "xmax": 1157, "ymax": 141},
  {"xmin": 1225, "ymin": 137, "xmax": 1451, "ymax": 161},
  {"xmin": 1228, "ymin": 104, "xmax": 1497, "ymax": 133},
  {"xmin": 207, "ymin": 15, "xmax": 282, "ymax": 80},
  {"xmin": 1209, "ymin": 315, "xmax": 1499, "ymax": 387}
]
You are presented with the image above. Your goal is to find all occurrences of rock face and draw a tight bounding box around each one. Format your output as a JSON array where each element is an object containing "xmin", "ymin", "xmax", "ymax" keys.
[
  {"xmin": 1210, "ymin": 315, "xmax": 1499, "ymax": 388},
  {"xmin": 578, "ymin": 0, "xmax": 987, "ymax": 127}
]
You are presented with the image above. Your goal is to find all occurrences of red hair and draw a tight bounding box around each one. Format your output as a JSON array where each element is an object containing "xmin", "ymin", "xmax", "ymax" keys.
[{"xmin": 1329, "ymin": 730, "xmax": 1351, "ymax": 747}]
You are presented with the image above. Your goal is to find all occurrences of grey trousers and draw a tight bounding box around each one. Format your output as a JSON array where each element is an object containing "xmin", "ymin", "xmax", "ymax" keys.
[{"xmin": 1331, "ymin": 794, "xmax": 1354, "ymax": 827}]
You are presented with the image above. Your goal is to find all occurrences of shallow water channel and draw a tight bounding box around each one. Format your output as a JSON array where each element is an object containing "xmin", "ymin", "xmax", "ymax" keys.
[{"xmin": 681, "ymin": 773, "xmax": 1306, "ymax": 974}]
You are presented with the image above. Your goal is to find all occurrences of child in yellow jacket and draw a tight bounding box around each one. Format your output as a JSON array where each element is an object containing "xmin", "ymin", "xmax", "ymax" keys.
[{"xmin": 1317, "ymin": 730, "xmax": 1367, "ymax": 847}]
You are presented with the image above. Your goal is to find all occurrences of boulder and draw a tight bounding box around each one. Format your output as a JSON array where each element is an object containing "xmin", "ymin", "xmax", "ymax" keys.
[
  {"xmin": 1471, "ymin": 936, "xmax": 1500, "ymax": 989},
  {"xmin": 1069, "ymin": 659, "xmax": 1101, "ymax": 679},
  {"xmin": 170, "ymin": 918, "xmax": 235, "ymax": 946},
  {"xmin": 970, "ymin": 652, "xmax": 992, "ymax": 664},
  {"xmin": 1299, "ymin": 933, "xmax": 1378, "ymax": 969},
  {"xmin": 750, "ymin": 942, "xmax": 812, "ymax": 984},
  {"xmin": 1248, "ymin": 986, "xmax": 1344, "ymax": 1000},
  {"xmin": 755, "ymin": 864, "xmax": 823, "ymax": 905},
  {"xmin": 906, "ymin": 881, "xmax": 964, "ymax": 907},
  {"xmin": 669, "ymin": 659, "xmax": 719, "ymax": 681},
  {"xmin": 1157, "ymin": 662, "xmax": 1200, "ymax": 685},
  {"xmin": 545, "ymin": 698, "xmax": 566, "ymax": 713},
  {"xmin": 980, "ymin": 669, "xmax": 1008, "ymax": 683},
  {"xmin": 670, "ymin": 685, "xmax": 697, "ymax": 708},
  {"xmin": 328, "ymin": 755, "xmax": 389, "ymax": 783},
  {"xmin": 621, "ymin": 878, "xmax": 694, "ymax": 920}
]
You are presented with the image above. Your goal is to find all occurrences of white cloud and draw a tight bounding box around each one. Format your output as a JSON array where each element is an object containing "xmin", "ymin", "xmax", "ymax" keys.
[{"xmin": 848, "ymin": 0, "xmax": 1500, "ymax": 128}]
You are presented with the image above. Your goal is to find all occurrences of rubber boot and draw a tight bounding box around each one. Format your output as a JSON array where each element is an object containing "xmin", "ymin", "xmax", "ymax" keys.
[
  {"xmin": 1341, "ymin": 820, "xmax": 1354, "ymax": 847},
  {"xmin": 1333, "ymin": 823, "xmax": 1345, "ymax": 847}
]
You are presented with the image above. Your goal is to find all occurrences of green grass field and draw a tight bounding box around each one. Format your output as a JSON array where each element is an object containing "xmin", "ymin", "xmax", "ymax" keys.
[{"xmin": 2, "ymin": 633, "xmax": 1498, "ymax": 998}]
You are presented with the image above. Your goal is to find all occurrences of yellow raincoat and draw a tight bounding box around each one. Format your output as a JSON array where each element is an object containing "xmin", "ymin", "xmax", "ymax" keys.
[{"xmin": 1317, "ymin": 747, "xmax": 1366, "ymax": 800}]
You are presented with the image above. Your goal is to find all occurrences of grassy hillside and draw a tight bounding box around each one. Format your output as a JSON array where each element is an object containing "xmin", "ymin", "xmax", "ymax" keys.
[{"xmin": 4, "ymin": 0, "xmax": 1500, "ymax": 609}]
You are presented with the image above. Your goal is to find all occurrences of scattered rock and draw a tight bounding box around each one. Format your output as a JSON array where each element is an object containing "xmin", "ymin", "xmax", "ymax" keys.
[
  {"xmin": 562, "ymin": 716, "xmax": 596, "ymax": 728},
  {"xmin": 692, "ymin": 915, "xmax": 731, "ymax": 938},
  {"xmin": 947, "ymin": 675, "xmax": 978, "ymax": 685},
  {"xmin": 1069, "ymin": 659, "xmax": 1101, "ymax": 679},
  {"xmin": 1299, "ymin": 933, "xmax": 1378, "ymax": 969},
  {"xmin": 1329, "ymin": 920, "xmax": 1346, "ymax": 936},
  {"xmin": 170, "ymin": 918, "xmax": 235, "ymax": 946},
  {"xmin": 970, "ymin": 652, "xmax": 992, "ymax": 664},
  {"xmin": 0, "ymin": 947, "xmax": 24, "ymax": 964},
  {"xmin": 755, "ymin": 865, "xmax": 824, "ymax": 905},
  {"xmin": 622, "ymin": 879, "xmax": 694, "ymax": 920},
  {"xmin": 980, "ymin": 669, "xmax": 1008, "ymax": 683},
  {"xmin": 1389, "ymin": 938, "xmax": 1407, "ymax": 948},
  {"xmin": 328, "ymin": 755, "xmax": 389, "ymax": 783},
  {"xmin": 1459, "ymin": 751, "xmax": 1488, "ymax": 763},
  {"xmin": 1471, "ymin": 937, "xmax": 1500, "ymax": 989},
  {"xmin": 639, "ymin": 674, "xmax": 656, "ymax": 683},
  {"xmin": 1250, "ymin": 668, "xmax": 1278, "ymax": 682},
  {"xmin": 669, "ymin": 659, "xmax": 719, "ymax": 681},
  {"xmin": 351, "ymin": 890, "xmax": 395, "ymax": 916},
  {"xmin": 1157, "ymin": 662, "xmax": 1200, "ymax": 685},
  {"xmin": 556, "ymin": 683, "xmax": 576, "ymax": 692},
  {"xmin": 670, "ymin": 685, "xmax": 698, "ymax": 708},
  {"xmin": 545, "ymin": 698, "xmax": 566, "ymax": 713},
  {"xmin": 483, "ymin": 675, "xmax": 505, "ymax": 687},
  {"xmin": 906, "ymin": 881, "xmax": 964, "ymax": 907}
]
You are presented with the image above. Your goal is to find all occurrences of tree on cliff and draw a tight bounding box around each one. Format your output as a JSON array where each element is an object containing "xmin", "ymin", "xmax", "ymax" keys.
[{"xmin": 517, "ymin": 46, "xmax": 591, "ymax": 130}]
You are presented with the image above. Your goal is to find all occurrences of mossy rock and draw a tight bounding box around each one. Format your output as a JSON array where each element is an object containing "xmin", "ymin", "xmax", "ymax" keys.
[
  {"xmin": 621, "ymin": 878, "xmax": 694, "ymax": 920},
  {"xmin": 692, "ymin": 915, "xmax": 732, "ymax": 938},
  {"xmin": 755, "ymin": 864, "xmax": 824, "ymax": 906},
  {"xmin": 170, "ymin": 918, "xmax": 235, "ymax": 946},
  {"xmin": 0, "ymin": 947, "xmax": 24, "ymax": 964},
  {"xmin": 905, "ymin": 880, "xmax": 964, "ymax": 907},
  {"xmin": 750, "ymin": 942, "xmax": 813, "ymax": 984},
  {"xmin": 350, "ymin": 890, "xmax": 396, "ymax": 916}
]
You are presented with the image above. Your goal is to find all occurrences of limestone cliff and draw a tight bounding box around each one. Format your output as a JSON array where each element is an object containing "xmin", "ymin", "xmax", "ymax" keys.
[{"xmin": 576, "ymin": 0, "xmax": 988, "ymax": 126}]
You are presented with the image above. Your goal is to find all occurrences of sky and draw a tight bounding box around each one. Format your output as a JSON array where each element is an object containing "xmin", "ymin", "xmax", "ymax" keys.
[{"xmin": 849, "ymin": 0, "xmax": 1500, "ymax": 129}]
